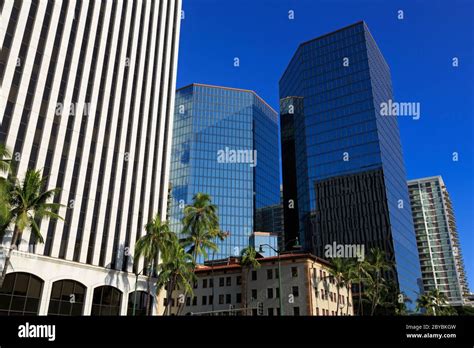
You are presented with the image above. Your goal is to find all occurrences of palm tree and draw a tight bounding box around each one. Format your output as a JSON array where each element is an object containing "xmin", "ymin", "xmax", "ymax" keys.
[
  {"xmin": 416, "ymin": 289, "xmax": 454, "ymax": 316},
  {"xmin": 342, "ymin": 259, "xmax": 358, "ymax": 315},
  {"xmin": 176, "ymin": 193, "xmax": 227, "ymax": 315},
  {"xmin": 240, "ymin": 246, "xmax": 261, "ymax": 315},
  {"xmin": 156, "ymin": 236, "xmax": 196, "ymax": 315},
  {"xmin": 181, "ymin": 193, "xmax": 220, "ymax": 263},
  {"xmin": 349, "ymin": 258, "xmax": 370, "ymax": 316},
  {"xmin": 0, "ymin": 144, "xmax": 11, "ymax": 174},
  {"xmin": 328, "ymin": 257, "xmax": 347, "ymax": 316},
  {"xmin": 364, "ymin": 248, "xmax": 392, "ymax": 315},
  {"xmin": 134, "ymin": 216, "xmax": 175, "ymax": 315},
  {"xmin": 416, "ymin": 292, "xmax": 435, "ymax": 315},
  {"xmin": 0, "ymin": 169, "xmax": 63, "ymax": 287}
]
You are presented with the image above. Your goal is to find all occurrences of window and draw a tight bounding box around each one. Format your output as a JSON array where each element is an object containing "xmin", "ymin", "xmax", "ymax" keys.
[
  {"xmin": 91, "ymin": 286, "xmax": 122, "ymax": 316},
  {"xmin": 276, "ymin": 308, "xmax": 281, "ymax": 316},
  {"xmin": 202, "ymin": 296, "xmax": 207, "ymax": 306},
  {"xmin": 251, "ymin": 289, "xmax": 257, "ymax": 300},
  {"xmin": 127, "ymin": 291, "xmax": 152, "ymax": 316},
  {"xmin": 192, "ymin": 297, "xmax": 197, "ymax": 306},
  {"xmin": 251, "ymin": 271, "xmax": 257, "ymax": 281},
  {"xmin": 186, "ymin": 297, "xmax": 191, "ymax": 306},
  {"xmin": 267, "ymin": 269, "xmax": 273, "ymax": 280},
  {"xmin": 267, "ymin": 288, "xmax": 273, "ymax": 299},
  {"xmin": 202, "ymin": 279, "xmax": 207, "ymax": 288},
  {"xmin": 209, "ymin": 295, "xmax": 213, "ymax": 305},
  {"xmin": 209, "ymin": 279, "xmax": 214, "ymax": 288},
  {"xmin": 49, "ymin": 280, "xmax": 86, "ymax": 316},
  {"xmin": 252, "ymin": 308, "xmax": 258, "ymax": 316},
  {"xmin": 219, "ymin": 295, "xmax": 224, "ymax": 304},
  {"xmin": 276, "ymin": 287, "xmax": 280, "ymax": 298},
  {"xmin": 219, "ymin": 277, "xmax": 224, "ymax": 287},
  {"xmin": 316, "ymin": 307, "xmax": 319, "ymax": 315},
  {"xmin": 267, "ymin": 308, "xmax": 274, "ymax": 316},
  {"xmin": 193, "ymin": 281, "xmax": 198, "ymax": 289},
  {"xmin": 236, "ymin": 276, "xmax": 242, "ymax": 285},
  {"xmin": 275, "ymin": 268, "xmax": 279, "ymax": 279},
  {"xmin": 226, "ymin": 294, "xmax": 231, "ymax": 304},
  {"xmin": 292, "ymin": 286, "xmax": 299, "ymax": 297},
  {"xmin": 293, "ymin": 307, "xmax": 300, "ymax": 316},
  {"xmin": 226, "ymin": 277, "xmax": 231, "ymax": 286},
  {"xmin": 291, "ymin": 267, "xmax": 298, "ymax": 277},
  {"xmin": 0, "ymin": 273, "xmax": 44, "ymax": 316},
  {"xmin": 236, "ymin": 293, "xmax": 242, "ymax": 303}
]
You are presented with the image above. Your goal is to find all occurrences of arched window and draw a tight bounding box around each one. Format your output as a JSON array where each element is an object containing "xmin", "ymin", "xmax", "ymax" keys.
[
  {"xmin": 91, "ymin": 286, "xmax": 122, "ymax": 315},
  {"xmin": 0, "ymin": 272, "xmax": 43, "ymax": 315},
  {"xmin": 127, "ymin": 291, "xmax": 153, "ymax": 316},
  {"xmin": 48, "ymin": 280, "xmax": 86, "ymax": 315}
]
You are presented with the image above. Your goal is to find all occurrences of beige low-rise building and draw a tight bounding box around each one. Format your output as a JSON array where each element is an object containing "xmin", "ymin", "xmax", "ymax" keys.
[{"xmin": 156, "ymin": 253, "xmax": 353, "ymax": 316}]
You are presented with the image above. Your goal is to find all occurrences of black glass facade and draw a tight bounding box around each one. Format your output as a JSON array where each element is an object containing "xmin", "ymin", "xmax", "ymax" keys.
[
  {"xmin": 279, "ymin": 22, "xmax": 421, "ymax": 306},
  {"xmin": 169, "ymin": 84, "xmax": 280, "ymax": 260}
]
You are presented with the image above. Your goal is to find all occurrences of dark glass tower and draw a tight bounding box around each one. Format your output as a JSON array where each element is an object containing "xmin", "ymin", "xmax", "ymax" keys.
[
  {"xmin": 169, "ymin": 84, "xmax": 280, "ymax": 260},
  {"xmin": 279, "ymin": 22, "xmax": 422, "ymax": 305}
]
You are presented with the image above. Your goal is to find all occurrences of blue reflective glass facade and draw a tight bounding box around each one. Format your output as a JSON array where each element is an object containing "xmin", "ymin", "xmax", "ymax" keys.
[
  {"xmin": 169, "ymin": 84, "xmax": 280, "ymax": 260},
  {"xmin": 279, "ymin": 22, "xmax": 422, "ymax": 305}
]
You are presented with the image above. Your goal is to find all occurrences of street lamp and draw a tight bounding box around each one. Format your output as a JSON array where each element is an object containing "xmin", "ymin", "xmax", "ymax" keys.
[{"xmin": 258, "ymin": 238, "xmax": 301, "ymax": 316}]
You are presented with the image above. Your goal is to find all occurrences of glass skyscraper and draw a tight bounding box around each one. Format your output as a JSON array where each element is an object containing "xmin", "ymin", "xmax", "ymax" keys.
[
  {"xmin": 169, "ymin": 84, "xmax": 280, "ymax": 260},
  {"xmin": 279, "ymin": 21, "xmax": 422, "ymax": 305},
  {"xmin": 408, "ymin": 176, "xmax": 469, "ymax": 305}
]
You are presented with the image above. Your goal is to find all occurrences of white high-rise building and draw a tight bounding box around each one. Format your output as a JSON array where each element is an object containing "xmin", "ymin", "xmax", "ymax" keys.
[
  {"xmin": 408, "ymin": 176, "xmax": 470, "ymax": 306},
  {"xmin": 0, "ymin": 0, "xmax": 181, "ymax": 315}
]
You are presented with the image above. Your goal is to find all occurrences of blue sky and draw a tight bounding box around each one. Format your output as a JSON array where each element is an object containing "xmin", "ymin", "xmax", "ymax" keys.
[{"xmin": 176, "ymin": 0, "xmax": 474, "ymax": 289}]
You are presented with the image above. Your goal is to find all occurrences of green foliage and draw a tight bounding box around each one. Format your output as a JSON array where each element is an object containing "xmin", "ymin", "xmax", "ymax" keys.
[
  {"xmin": 0, "ymin": 143, "xmax": 11, "ymax": 174},
  {"xmin": 453, "ymin": 305, "xmax": 474, "ymax": 316},
  {"xmin": 0, "ymin": 168, "xmax": 63, "ymax": 287},
  {"xmin": 363, "ymin": 248, "xmax": 393, "ymax": 315},
  {"xmin": 7, "ymin": 170, "xmax": 63, "ymax": 241},
  {"xmin": 134, "ymin": 216, "xmax": 174, "ymax": 266},
  {"xmin": 240, "ymin": 246, "xmax": 261, "ymax": 269},
  {"xmin": 416, "ymin": 289, "xmax": 457, "ymax": 316},
  {"xmin": 156, "ymin": 236, "xmax": 196, "ymax": 315},
  {"xmin": 181, "ymin": 193, "xmax": 222, "ymax": 263},
  {"xmin": 328, "ymin": 257, "xmax": 354, "ymax": 315}
]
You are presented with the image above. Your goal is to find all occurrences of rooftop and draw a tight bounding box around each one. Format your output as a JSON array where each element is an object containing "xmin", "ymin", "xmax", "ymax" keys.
[
  {"xmin": 176, "ymin": 83, "xmax": 278, "ymax": 115},
  {"xmin": 195, "ymin": 252, "xmax": 332, "ymax": 274}
]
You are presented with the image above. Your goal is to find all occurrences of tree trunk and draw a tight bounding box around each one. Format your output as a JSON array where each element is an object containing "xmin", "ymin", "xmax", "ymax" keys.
[
  {"xmin": 144, "ymin": 262, "xmax": 151, "ymax": 316},
  {"xmin": 163, "ymin": 278, "xmax": 175, "ymax": 316},
  {"xmin": 358, "ymin": 279, "xmax": 363, "ymax": 316},
  {"xmin": 335, "ymin": 285, "xmax": 340, "ymax": 316},
  {"xmin": 346, "ymin": 285, "xmax": 350, "ymax": 315},
  {"xmin": 145, "ymin": 278, "xmax": 151, "ymax": 316},
  {"xmin": 242, "ymin": 267, "xmax": 248, "ymax": 315},
  {"xmin": 371, "ymin": 272, "xmax": 380, "ymax": 316},
  {"xmin": 0, "ymin": 226, "xmax": 20, "ymax": 288}
]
